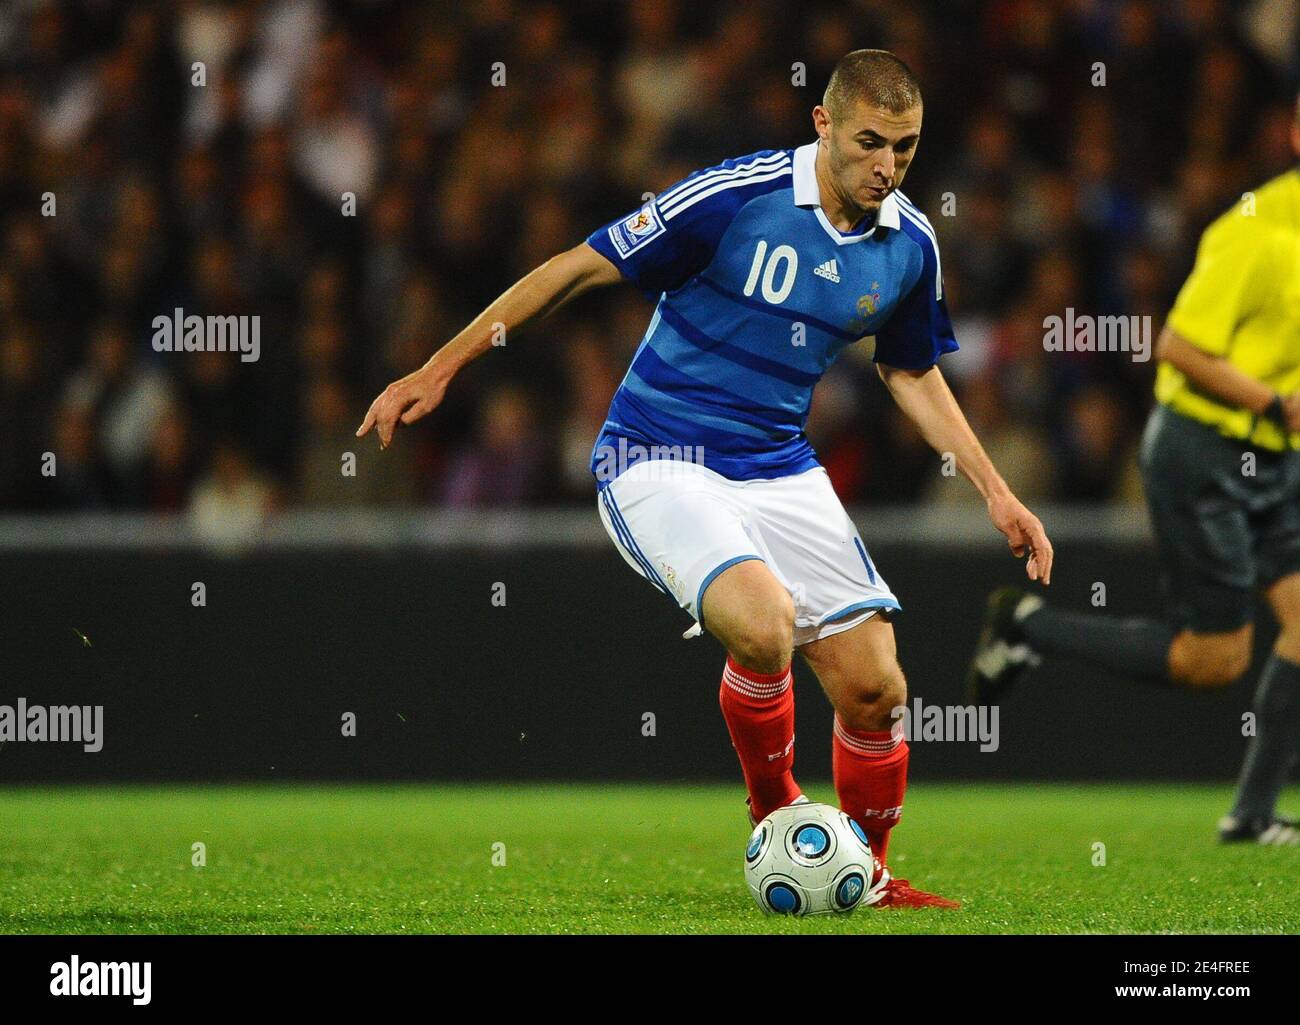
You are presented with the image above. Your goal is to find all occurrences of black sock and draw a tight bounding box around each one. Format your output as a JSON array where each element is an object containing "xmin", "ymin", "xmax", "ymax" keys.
[
  {"xmin": 1019, "ymin": 605, "xmax": 1176, "ymax": 683},
  {"xmin": 1231, "ymin": 653, "xmax": 1300, "ymax": 822}
]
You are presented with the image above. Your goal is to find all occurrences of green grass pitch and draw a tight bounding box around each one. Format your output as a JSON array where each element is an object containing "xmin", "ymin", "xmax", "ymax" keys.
[{"xmin": 0, "ymin": 782, "xmax": 1297, "ymax": 934}]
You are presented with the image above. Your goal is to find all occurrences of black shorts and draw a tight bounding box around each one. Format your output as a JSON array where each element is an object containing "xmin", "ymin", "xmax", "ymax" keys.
[{"xmin": 1139, "ymin": 405, "xmax": 1300, "ymax": 633}]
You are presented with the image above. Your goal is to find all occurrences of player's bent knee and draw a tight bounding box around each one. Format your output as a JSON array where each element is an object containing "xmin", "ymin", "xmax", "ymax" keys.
[
  {"xmin": 1169, "ymin": 629, "xmax": 1253, "ymax": 688},
  {"xmin": 727, "ymin": 599, "xmax": 795, "ymax": 673},
  {"xmin": 836, "ymin": 663, "xmax": 907, "ymax": 732}
]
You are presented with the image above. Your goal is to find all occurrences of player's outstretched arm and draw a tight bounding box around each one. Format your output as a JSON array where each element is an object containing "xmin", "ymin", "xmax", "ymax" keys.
[
  {"xmin": 877, "ymin": 363, "xmax": 1053, "ymax": 585},
  {"xmin": 357, "ymin": 242, "xmax": 623, "ymax": 449}
]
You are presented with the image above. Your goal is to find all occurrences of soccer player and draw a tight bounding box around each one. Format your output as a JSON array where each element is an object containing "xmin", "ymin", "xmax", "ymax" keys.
[
  {"xmin": 969, "ymin": 98, "xmax": 1300, "ymax": 846},
  {"xmin": 360, "ymin": 50, "xmax": 1053, "ymax": 906}
]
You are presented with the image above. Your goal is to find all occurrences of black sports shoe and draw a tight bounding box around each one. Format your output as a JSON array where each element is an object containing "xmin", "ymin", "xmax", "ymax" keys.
[
  {"xmin": 1218, "ymin": 814, "xmax": 1300, "ymax": 846},
  {"xmin": 966, "ymin": 587, "xmax": 1042, "ymax": 705}
]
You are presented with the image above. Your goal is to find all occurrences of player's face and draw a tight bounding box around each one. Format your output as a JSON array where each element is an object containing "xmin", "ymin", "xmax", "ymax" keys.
[{"xmin": 818, "ymin": 100, "xmax": 922, "ymax": 215}]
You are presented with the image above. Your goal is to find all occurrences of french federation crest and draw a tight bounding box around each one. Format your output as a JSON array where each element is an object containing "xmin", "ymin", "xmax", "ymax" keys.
[
  {"xmin": 660, "ymin": 560, "xmax": 683, "ymax": 601},
  {"xmin": 847, "ymin": 282, "xmax": 884, "ymax": 336},
  {"xmin": 858, "ymin": 281, "xmax": 883, "ymax": 316}
]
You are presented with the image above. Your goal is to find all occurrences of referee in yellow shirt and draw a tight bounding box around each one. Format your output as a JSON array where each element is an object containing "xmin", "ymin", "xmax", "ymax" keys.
[{"xmin": 969, "ymin": 101, "xmax": 1300, "ymax": 845}]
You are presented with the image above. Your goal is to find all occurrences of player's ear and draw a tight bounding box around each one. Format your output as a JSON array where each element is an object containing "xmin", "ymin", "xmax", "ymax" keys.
[{"xmin": 812, "ymin": 104, "xmax": 832, "ymax": 142}]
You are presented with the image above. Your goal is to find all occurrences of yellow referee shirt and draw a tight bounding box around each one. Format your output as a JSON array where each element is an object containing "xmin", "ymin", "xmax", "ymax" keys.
[{"xmin": 1158, "ymin": 168, "xmax": 1300, "ymax": 451}]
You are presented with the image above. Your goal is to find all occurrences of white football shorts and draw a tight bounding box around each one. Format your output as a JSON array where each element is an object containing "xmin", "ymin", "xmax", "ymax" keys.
[{"xmin": 596, "ymin": 459, "xmax": 899, "ymax": 646}]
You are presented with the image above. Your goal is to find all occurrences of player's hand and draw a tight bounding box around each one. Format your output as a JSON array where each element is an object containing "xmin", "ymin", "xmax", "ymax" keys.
[
  {"xmin": 986, "ymin": 491, "xmax": 1053, "ymax": 585},
  {"xmin": 356, "ymin": 363, "xmax": 449, "ymax": 450}
]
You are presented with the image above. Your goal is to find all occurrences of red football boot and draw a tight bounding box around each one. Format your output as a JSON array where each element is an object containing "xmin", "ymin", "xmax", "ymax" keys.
[{"xmin": 870, "ymin": 874, "xmax": 961, "ymax": 910}]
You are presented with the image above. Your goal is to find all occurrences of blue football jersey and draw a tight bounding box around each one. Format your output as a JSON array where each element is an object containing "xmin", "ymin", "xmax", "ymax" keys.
[{"xmin": 586, "ymin": 141, "xmax": 958, "ymax": 486}]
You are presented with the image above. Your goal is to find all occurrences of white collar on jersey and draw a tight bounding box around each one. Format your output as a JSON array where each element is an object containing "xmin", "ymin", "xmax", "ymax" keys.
[{"xmin": 792, "ymin": 140, "xmax": 901, "ymax": 244}]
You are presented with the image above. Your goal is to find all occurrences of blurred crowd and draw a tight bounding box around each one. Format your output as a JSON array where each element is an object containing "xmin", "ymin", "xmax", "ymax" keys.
[{"xmin": 0, "ymin": 0, "xmax": 1297, "ymax": 519}]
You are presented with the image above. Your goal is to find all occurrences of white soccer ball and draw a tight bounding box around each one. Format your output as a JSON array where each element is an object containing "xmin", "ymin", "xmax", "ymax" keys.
[{"xmin": 744, "ymin": 801, "xmax": 885, "ymax": 915}]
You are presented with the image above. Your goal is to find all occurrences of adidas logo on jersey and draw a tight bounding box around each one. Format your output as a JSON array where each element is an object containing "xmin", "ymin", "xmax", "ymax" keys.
[{"xmin": 813, "ymin": 258, "xmax": 840, "ymax": 283}]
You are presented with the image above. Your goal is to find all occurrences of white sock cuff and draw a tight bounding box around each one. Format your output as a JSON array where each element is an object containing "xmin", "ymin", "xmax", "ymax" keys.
[{"xmin": 722, "ymin": 662, "xmax": 791, "ymax": 700}]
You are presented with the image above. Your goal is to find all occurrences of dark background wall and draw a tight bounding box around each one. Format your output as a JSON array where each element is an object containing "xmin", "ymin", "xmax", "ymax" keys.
[{"xmin": 0, "ymin": 535, "xmax": 1273, "ymax": 782}]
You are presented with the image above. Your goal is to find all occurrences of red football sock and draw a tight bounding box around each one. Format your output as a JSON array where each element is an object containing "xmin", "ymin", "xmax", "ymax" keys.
[
  {"xmin": 832, "ymin": 715, "xmax": 909, "ymax": 864},
  {"xmin": 719, "ymin": 655, "xmax": 801, "ymax": 822}
]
